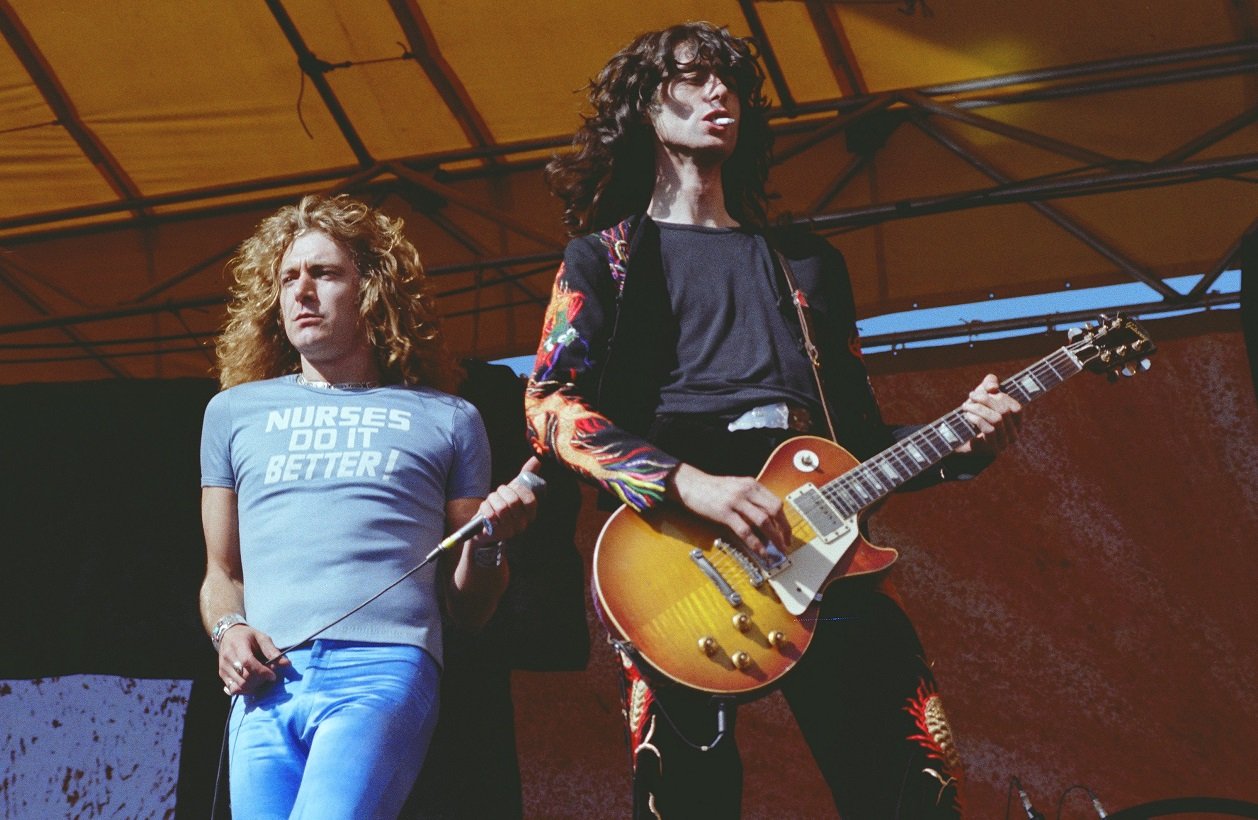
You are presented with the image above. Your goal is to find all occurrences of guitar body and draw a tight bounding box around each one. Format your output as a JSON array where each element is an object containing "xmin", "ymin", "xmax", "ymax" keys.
[
  {"xmin": 593, "ymin": 316, "xmax": 1157, "ymax": 696},
  {"xmin": 593, "ymin": 435, "xmax": 899, "ymax": 695}
]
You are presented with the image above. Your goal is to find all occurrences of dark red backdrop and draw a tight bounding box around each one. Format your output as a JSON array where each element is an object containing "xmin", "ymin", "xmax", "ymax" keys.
[{"xmin": 511, "ymin": 311, "xmax": 1258, "ymax": 818}]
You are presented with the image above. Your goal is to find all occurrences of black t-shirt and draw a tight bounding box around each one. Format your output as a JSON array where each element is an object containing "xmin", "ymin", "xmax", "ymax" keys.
[{"xmin": 655, "ymin": 222, "xmax": 819, "ymax": 418}]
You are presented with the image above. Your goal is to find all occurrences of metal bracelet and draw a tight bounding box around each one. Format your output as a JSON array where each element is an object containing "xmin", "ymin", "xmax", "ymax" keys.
[
  {"xmin": 471, "ymin": 542, "xmax": 506, "ymax": 569},
  {"xmin": 211, "ymin": 612, "xmax": 247, "ymax": 651}
]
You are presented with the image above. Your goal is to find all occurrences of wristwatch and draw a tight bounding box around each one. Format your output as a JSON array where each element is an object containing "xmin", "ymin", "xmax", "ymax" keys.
[{"xmin": 472, "ymin": 542, "xmax": 506, "ymax": 568}]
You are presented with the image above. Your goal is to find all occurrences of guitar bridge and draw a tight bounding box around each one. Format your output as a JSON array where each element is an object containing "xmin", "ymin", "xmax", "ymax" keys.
[
  {"xmin": 713, "ymin": 538, "xmax": 768, "ymax": 587},
  {"xmin": 689, "ymin": 549, "xmax": 742, "ymax": 607}
]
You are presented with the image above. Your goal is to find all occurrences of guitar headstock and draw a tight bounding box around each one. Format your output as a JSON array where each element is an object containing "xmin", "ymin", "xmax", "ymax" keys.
[{"xmin": 1067, "ymin": 314, "xmax": 1156, "ymax": 380}]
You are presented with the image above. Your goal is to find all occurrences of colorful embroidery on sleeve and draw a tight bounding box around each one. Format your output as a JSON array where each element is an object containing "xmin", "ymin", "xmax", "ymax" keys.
[
  {"xmin": 525, "ymin": 381, "xmax": 675, "ymax": 511},
  {"xmin": 534, "ymin": 267, "xmax": 590, "ymax": 383}
]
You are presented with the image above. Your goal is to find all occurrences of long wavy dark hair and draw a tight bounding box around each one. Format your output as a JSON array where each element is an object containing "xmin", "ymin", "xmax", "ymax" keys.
[{"xmin": 546, "ymin": 21, "xmax": 773, "ymax": 235}]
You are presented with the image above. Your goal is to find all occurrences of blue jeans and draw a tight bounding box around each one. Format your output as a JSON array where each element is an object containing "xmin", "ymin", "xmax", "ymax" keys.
[{"xmin": 228, "ymin": 640, "xmax": 440, "ymax": 820}]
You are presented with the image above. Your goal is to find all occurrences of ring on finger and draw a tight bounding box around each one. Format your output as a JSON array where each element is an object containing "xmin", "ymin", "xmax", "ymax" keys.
[{"xmin": 232, "ymin": 660, "xmax": 244, "ymax": 673}]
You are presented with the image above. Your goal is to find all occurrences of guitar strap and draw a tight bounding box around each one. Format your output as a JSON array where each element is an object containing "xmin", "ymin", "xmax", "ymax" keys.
[
  {"xmin": 773, "ymin": 248, "xmax": 840, "ymax": 443},
  {"xmin": 598, "ymin": 218, "xmax": 632, "ymax": 298}
]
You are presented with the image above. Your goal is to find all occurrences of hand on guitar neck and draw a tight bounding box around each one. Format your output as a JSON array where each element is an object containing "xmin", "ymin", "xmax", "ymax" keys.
[
  {"xmin": 954, "ymin": 373, "xmax": 1024, "ymax": 457},
  {"xmin": 665, "ymin": 464, "xmax": 792, "ymax": 561},
  {"xmin": 662, "ymin": 375, "xmax": 1022, "ymax": 560}
]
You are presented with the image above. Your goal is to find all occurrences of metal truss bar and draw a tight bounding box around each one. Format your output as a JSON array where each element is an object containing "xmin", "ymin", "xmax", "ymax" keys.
[
  {"xmin": 124, "ymin": 164, "xmax": 389, "ymax": 304},
  {"xmin": 773, "ymin": 95, "xmax": 895, "ymax": 164},
  {"xmin": 0, "ymin": 165, "xmax": 367, "ymax": 240},
  {"xmin": 125, "ymin": 247, "xmax": 239, "ymax": 307},
  {"xmin": 1159, "ymin": 104, "xmax": 1258, "ymax": 164},
  {"xmin": 3, "ymin": 291, "xmax": 1239, "ymax": 368},
  {"xmin": 0, "ymin": 1, "xmax": 144, "ymax": 209},
  {"xmin": 389, "ymin": 0, "xmax": 497, "ymax": 154},
  {"xmin": 0, "ymin": 329, "xmax": 207, "ymax": 351},
  {"xmin": 441, "ymin": 294, "xmax": 545, "ymax": 321},
  {"xmin": 807, "ymin": 154, "xmax": 868, "ymax": 214},
  {"xmin": 425, "ymin": 211, "xmax": 548, "ymax": 305},
  {"xmin": 264, "ymin": 0, "xmax": 373, "ymax": 166},
  {"xmin": 5, "ymin": 43, "xmax": 1251, "ymax": 244},
  {"xmin": 899, "ymin": 90, "xmax": 1117, "ymax": 168},
  {"xmin": 0, "ymin": 252, "xmax": 89, "ymax": 308},
  {"xmin": 737, "ymin": 0, "xmax": 795, "ymax": 110},
  {"xmin": 436, "ymin": 263, "xmax": 554, "ymax": 299},
  {"xmin": 0, "ymin": 343, "xmax": 212, "ymax": 367},
  {"xmin": 910, "ymin": 115, "xmax": 1178, "ymax": 299},
  {"xmin": 809, "ymin": 152, "xmax": 1258, "ymax": 230},
  {"xmin": 0, "ymin": 296, "xmax": 225, "ymax": 336},
  {"xmin": 783, "ymin": 44, "xmax": 1258, "ymax": 119},
  {"xmin": 429, "ymin": 250, "xmax": 561, "ymax": 277},
  {"xmin": 859, "ymin": 291, "xmax": 1239, "ymax": 349},
  {"xmin": 0, "ymin": 260, "xmax": 557, "ymax": 341},
  {"xmin": 920, "ymin": 41, "xmax": 1258, "ymax": 97},
  {"xmin": 0, "ymin": 250, "xmax": 562, "ymax": 340},
  {"xmin": 387, "ymin": 162, "xmax": 562, "ymax": 249},
  {"xmin": 2, "ymin": 273, "xmax": 1239, "ymax": 363},
  {"xmin": 1187, "ymin": 216, "xmax": 1258, "ymax": 299},
  {"xmin": 804, "ymin": 0, "xmax": 865, "ymax": 96},
  {"xmin": 955, "ymin": 57, "xmax": 1258, "ymax": 111},
  {"xmin": 0, "ymin": 257, "xmax": 127, "ymax": 376}
]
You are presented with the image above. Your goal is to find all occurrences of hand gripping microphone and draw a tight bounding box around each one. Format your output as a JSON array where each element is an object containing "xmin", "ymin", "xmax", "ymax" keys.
[
  {"xmin": 273, "ymin": 466, "xmax": 549, "ymax": 662},
  {"xmin": 436, "ymin": 469, "xmax": 547, "ymax": 551}
]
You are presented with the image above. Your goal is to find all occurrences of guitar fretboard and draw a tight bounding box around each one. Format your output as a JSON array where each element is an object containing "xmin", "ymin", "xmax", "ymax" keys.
[{"xmin": 816, "ymin": 345, "xmax": 1084, "ymax": 518}]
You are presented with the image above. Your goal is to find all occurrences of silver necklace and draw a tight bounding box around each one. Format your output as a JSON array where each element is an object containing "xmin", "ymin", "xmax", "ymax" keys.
[{"xmin": 296, "ymin": 374, "xmax": 381, "ymax": 390}]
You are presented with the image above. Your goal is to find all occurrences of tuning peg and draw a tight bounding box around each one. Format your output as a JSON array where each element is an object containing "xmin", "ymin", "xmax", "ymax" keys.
[
  {"xmin": 1121, "ymin": 364, "xmax": 1135, "ymax": 377},
  {"xmin": 1116, "ymin": 344, "xmax": 1130, "ymax": 358},
  {"xmin": 1067, "ymin": 327, "xmax": 1084, "ymax": 341},
  {"xmin": 1132, "ymin": 339, "xmax": 1148, "ymax": 353},
  {"xmin": 1139, "ymin": 359, "xmax": 1152, "ymax": 371}
]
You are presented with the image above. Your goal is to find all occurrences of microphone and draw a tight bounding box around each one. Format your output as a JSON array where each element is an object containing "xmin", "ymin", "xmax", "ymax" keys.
[{"xmin": 436, "ymin": 469, "xmax": 546, "ymax": 551}]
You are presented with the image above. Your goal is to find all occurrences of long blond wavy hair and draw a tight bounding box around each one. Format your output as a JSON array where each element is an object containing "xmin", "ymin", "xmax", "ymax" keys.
[{"xmin": 215, "ymin": 195, "xmax": 459, "ymax": 390}]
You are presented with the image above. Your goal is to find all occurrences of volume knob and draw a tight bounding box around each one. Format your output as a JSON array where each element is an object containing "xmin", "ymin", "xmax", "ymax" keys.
[{"xmin": 731, "ymin": 651, "xmax": 752, "ymax": 670}]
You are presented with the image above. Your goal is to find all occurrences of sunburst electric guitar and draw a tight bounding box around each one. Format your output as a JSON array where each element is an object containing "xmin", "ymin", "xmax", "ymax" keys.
[{"xmin": 593, "ymin": 315, "xmax": 1155, "ymax": 695}]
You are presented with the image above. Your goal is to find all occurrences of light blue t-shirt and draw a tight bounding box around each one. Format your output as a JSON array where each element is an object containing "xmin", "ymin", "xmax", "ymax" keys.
[{"xmin": 200, "ymin": 375, "xmax": 491, "ymax": 665}]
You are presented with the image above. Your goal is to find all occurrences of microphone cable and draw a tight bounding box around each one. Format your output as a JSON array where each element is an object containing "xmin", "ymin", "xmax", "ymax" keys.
[
  {"xmin": 209, "ymin": 543, "xmax": 450, "ymax": 819},
  {"xmin": 206, "ymin": 468, "xmax": 544, "ymax": 819}
]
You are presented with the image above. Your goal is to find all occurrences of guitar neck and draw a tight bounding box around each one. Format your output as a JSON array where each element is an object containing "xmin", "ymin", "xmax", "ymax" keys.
[{"xmin": 818, "ymin": 345, "xmax": 1085, "ymax": 517}]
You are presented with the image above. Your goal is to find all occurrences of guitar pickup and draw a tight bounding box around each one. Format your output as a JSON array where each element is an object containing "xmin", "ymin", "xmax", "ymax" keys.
[{"xmin": 786, "ymin": 484, "xmax": 848, "ymax": 543}]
